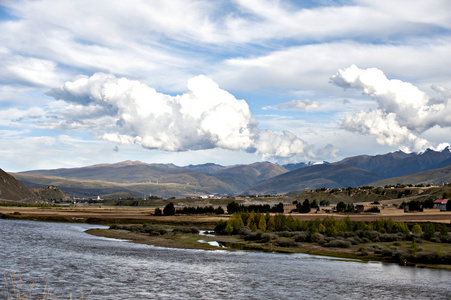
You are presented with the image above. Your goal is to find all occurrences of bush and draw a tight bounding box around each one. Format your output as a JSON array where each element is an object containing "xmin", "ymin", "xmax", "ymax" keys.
[
  {"xmin": 294, "ymin": 232, "xmax": 309, "ymax": 242},
  {"xmin": 261, "ymin": 233, "xmax": 278, "ymax": 243},
  {"xmin": 379, "ymin": 233, "xmax": 404, "ymax": 242},
  {"xmin": 244, "ymin": 230, "xmax": 263, "ymax": 241},
  {"xmin": 311, "ymin": 232, "xmax": 325, "ymax": 244},
  {"xmin": 173, "ymin": 227, "xmax": 199, "ymax": 234},
  {"xmin": 381, "ymin": 247, "xmax": 394, "ymax": 256},
  {"xmin": 346, "ymin": 237, "xmax": 360, "ymax": 245},
  {"xmin": 324, "ymin": 239, "xmax": 351, "ymax": 248},
  {"xmin": 142, "ymin": 224, "xmax": 168, "ymax": 236},
  {"xmin": 238, "ymin": 226, "xmax": 252, "ymax": 236},
  {"xmin": 276, "ymin": 231, "xmax": 296, "ymax": 237},
  {"xmin": 214, "ymin": 220, "xmax": 227, "ymax": 234},
  {"xmin": 363, "ymin": 231, "xmax": 381, "ymax": 242},
  {"xmin": 275, "ymin": 239, "xmax": 297, "ymax": 247}
]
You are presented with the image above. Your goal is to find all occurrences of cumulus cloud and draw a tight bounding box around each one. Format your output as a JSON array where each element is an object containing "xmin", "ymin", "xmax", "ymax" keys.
[
  {"xmin": 331, "ymin": 64, "xmax": 451, "ymax": 152},
  {"xmin": 45, "ymin": 73, "xmax": 323, "ymax": 160}
]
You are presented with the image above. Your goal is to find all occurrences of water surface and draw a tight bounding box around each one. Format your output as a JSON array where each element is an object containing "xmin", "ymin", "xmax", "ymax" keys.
[{"xmin": 1, "ymin": 219, "xmax": 450, "ymax": 299}]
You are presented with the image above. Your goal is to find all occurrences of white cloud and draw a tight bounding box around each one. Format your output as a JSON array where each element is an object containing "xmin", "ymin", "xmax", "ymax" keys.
[
  {"xmin": 331, "ymin": 65, "xmax": 451, "ymax": 152},
  {"xmin": 263, "ymin": 100, "xmax": 319, "ymax": 111},
  {"xmin": 44, "ymin": 73, "xmax": 323, "ymax": 160}
]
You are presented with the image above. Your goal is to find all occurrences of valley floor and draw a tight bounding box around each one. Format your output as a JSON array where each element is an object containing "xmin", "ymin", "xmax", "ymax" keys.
[{"xmin": 2, "ymin": 206, "xmax": 451, "ymax": 270}]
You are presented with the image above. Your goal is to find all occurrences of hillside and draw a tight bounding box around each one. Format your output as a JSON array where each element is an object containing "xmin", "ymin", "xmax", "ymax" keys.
[
  {"xmin": 288, "ymin": 184, "xmax": 451, "ymax": 205},
  {"xmin": 370, "ymin": 164, "xmax": 451, "ymax": 187},
  {"xmin": 246, "ymin": 164, "xmax": 384, "ymax": 195},
  {"xmin": 32, "ymin": 185, "xmax": 70, "ymax": 202},
  {"xmin": 214, "ymin": 162, "xmax": 288, "ymax": 192},
  {"xmin": 21, "ymin": 161, "xmax": 190, "ymax": 183},
  {"xmin": 0, "ymin": 168, "xmax": 36, "ymax": 201}
]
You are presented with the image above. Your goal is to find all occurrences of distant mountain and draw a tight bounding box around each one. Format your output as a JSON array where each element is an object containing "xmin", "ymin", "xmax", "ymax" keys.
[
  {"xmin": 0, "ymin": 168, "xmax": 36, "ymax": 201},
  {"xmin": 214, "ymin": 162, "xmax": 288, "ymax": 192},
  {"xmin": 246, "ymin": 164, "xmax": 384, "ymax": 195},
  {"xmin": 15, "ymin": 161, "xmax": 288, "ymax": 198},
  {"xmin": 11, "ymin": 148, "xmax": 451, "ymax": 197},
  {"xmin": 282, "ymin": 161, "xmax": 329, "ymax": 171},
  {"xmin": 21, "ymin": 160, "xmax": 185, "ymax": 183},
  {"xmin": 337, "ymin": 147, "xmax": 451, "ymax": 177},
  {"xmin": 247, "ymin": 148, "xmax": 451, "ymax": 195},
  {"xmin": 182, "ymin": 163, "xmax": 227, "ymax": 173}
]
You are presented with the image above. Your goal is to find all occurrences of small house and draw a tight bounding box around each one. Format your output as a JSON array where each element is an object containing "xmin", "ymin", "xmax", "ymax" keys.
[{"xmin": 434, "ymin": 199, "xmax": 449, "ymax": 211}]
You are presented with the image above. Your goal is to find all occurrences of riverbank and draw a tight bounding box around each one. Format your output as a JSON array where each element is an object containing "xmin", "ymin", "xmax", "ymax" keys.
[{"xmin": 87, "ymin": 226, "xmax": 451, "ymax": 271}]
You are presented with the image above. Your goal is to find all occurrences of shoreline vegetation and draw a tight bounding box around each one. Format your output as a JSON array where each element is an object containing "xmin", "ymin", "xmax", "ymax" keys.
[{"xmin": 1, "ymin": 206, "xmax": 450, "ymax": 270}]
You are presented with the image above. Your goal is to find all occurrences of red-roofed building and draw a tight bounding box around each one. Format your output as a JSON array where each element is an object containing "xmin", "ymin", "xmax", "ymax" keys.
[{"xmin": 434, "ymin": 199, "xmax": 449, "ymax": 211}]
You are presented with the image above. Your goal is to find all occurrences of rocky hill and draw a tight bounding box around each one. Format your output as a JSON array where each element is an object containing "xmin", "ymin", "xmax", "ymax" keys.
[
  {"xmin": 0, "ymin": 168, "xmax": 36, "ymax": 201},
  {"xmin": 32, "ymin": 185, "xmax": 70, "ymax": 202}
]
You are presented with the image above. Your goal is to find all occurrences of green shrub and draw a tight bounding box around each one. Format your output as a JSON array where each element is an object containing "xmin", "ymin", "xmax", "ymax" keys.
[
  {"xmin": 294, "ymin": 232, "xmax": 309, "ymax": 242},
  {"xmin": 261, "ymin": 233, "xmax": 278, "ymax": 243},
  {"xmin": 275, "ymin": 239, "xmax": 297, "ymax": 247},
  {"xmin": 311, "ymin": 232, "xmax": 325, "ymax": 244},
  {"xmin": 324, "ymin": 239, "xmax": 351, "ymax": 248},
  {"xmin": 244, "ymin": 230, "xmax": 263, "ymax": 241}
]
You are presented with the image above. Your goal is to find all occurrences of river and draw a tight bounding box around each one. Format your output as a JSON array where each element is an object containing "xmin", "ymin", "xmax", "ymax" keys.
[{"xmin": 1, "ymin": 219, "xmax": 450, "ymax": 299}]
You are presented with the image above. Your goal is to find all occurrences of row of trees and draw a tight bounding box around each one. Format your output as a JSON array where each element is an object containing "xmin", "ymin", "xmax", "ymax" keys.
[
  {"xmin": 226, "ymin": 201, "xmax": 284, "ymax": 214},
  {"xmin": 215, "ymin": 213, "xmax": 416, "ymax": 236},
  {"xmin": 155, "ymin": 203, "xmax": 224, "ymax": 216}
]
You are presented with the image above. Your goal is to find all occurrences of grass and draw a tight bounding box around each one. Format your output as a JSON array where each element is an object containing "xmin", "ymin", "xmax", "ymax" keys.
[{"xmin": 1, "ymin": 270, "xmax": 94, "ymax": 300}]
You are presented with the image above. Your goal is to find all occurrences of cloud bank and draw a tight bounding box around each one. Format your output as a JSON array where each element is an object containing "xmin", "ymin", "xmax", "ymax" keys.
[
  {"xmin": 331, "ymin": 65, "xmax": 451, "ymax": 152},
  {"xmin": 46, "ymin": 73, "xmax": 322, "ymax": 160}
]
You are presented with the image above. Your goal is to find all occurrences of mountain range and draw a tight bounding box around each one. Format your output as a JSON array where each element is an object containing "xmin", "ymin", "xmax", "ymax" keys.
[{"xmin": 6, "ymin": 147, "xmax": 451, "ymax": 199}]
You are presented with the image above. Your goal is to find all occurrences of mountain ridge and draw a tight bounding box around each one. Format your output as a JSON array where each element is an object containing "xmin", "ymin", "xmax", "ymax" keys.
[{"xmin": 8, "ymin": 147, "xmax": 451, "ymax": 197}]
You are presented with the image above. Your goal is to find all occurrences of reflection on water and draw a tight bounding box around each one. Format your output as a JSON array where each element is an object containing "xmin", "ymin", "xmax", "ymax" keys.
[{"xmin": 1, "ymin": 219, "xmax": 450, "ymax": 299}]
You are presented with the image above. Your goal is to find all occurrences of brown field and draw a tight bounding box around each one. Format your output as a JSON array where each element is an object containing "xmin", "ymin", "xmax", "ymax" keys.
[{"xmin": 1, "ymin": 205, "xmax": 450, "ymax": 225}]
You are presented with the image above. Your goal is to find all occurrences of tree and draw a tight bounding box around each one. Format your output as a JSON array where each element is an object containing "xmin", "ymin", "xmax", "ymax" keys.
[
  {"xmin": 227, "ymin": 201, "xmax": 240, "ymax": 214},
  {"xmin": 154, "ymin": 207, "xmax": 162, "ymax": 216},
  {"xmin": 311, "ymin": 200, "xmax": 319, "ymax": 209},
  {"xmin": 271, "ymin": 202, "xmax": 284, "ymax": 213},
  {"xmin": 267, "ymin": 216, "xmax": 276, "ymax": 232},
  {"xmin": 319, "ymin": 200, "xmax": 330, "ymax": 206},
  {"xmin": 439, "ymin": 224, "xmax": 449, "ymax": 239},
  {"xmin": 336, "ymin": 201, "xmax": 346, "ymax": 212},
  {"xmin": 163, "ymin": 202, "xmax": 175, "ymax": 216},
  {"xmin": 299, "ymin": 199, "xmax": 310, "ymax": 213},
  {"xmin": 423, "ymin": 223, "xmax": 435, "ymax": 240},
  {"xmin": 411, "ymin": 224, "xmax": 422, "ymax": 234},
  {"xmin": 258, "ymin": 215, "xmax": 267, "ymax": 232}
]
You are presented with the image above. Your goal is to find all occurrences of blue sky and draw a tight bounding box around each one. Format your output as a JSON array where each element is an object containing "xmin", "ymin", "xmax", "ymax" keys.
[{"xmin": 1, "ymin": 0, "xmax": 450, "ymax": 172}]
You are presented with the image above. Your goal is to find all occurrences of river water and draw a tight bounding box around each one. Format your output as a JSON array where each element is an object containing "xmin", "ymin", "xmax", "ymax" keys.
[{"xmin": 1, "ymin": 219, "xmax": 450, "ymax": 299}]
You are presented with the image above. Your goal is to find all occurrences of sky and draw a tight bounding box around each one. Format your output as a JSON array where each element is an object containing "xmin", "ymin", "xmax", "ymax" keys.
[{"xmin": 1, "ymin": 0, "xmax": 451, "ymax": 172}]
